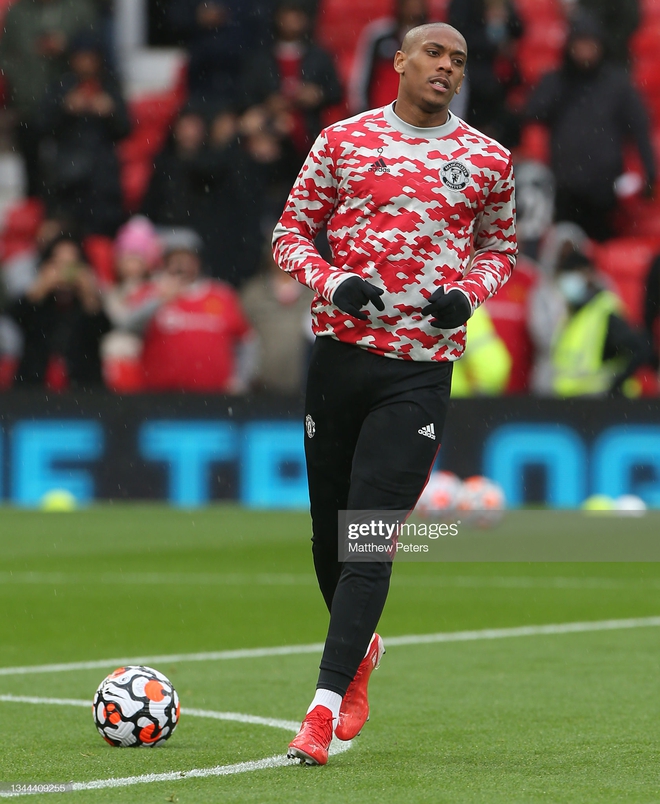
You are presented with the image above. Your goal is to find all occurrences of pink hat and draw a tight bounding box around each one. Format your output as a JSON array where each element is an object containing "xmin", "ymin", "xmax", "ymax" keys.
[{"xmin": 114, "ymin": 216, "xmax": 162, "ymax": 269}]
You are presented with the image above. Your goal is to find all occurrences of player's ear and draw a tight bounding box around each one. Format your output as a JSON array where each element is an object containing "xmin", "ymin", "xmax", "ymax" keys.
[{"xmin": 394, "ymin": 50, "xmax": 406, "ymax": 75}]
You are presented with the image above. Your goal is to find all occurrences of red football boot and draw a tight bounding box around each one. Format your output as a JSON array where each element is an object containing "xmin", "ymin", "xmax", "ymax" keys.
[
  {"xmin": 335, "ymin": 633, "xmax": 385, "ymax": 741},
  {"xmin": 287, "ymin": 705, "xmax": 334, "ymax": 765}
]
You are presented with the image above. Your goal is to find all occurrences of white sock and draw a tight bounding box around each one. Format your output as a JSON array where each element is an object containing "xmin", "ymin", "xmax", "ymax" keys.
[{"xmin": 307, "ymin": 688, "xmax": 342, "ymax": 728}]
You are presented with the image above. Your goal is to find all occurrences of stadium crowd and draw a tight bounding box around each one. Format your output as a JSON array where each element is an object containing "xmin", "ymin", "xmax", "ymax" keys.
[{"xmin": 0, "ymin": 0, "xmax": 658, "ymax": 397}]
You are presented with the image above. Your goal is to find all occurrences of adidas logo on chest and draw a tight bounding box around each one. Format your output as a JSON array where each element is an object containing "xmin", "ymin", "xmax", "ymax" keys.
[
  {"xmin": 368, "ymin": 156, "xmax": 390, "ymax": 174},
  {"xmin": 367, "ymin": 148, "xmax": 390, "ymax": 173}
]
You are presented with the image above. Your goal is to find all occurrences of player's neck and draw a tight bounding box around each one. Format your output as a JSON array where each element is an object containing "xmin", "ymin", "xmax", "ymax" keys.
[{"xmin": 392, "ymin": 97, "xmax": 450, "ymax": 128}]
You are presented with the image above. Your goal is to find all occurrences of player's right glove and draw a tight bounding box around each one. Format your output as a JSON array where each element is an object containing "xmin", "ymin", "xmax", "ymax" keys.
[{"xmin": 332, "ymin": 276, "xmax": 385, "ymax": 320}]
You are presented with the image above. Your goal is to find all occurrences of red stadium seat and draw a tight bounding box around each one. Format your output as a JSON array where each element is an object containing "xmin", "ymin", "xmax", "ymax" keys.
[
  {"xmin": 121, "ymin": 159, "xmax": 154, "ymax": 214},
  {"xmin": 592, "ymin": 237, "xmax": 660, "ymax": 324},
  {"xmin": 517, "ymin": 122, "xmax": 551, "ymax": 163},
  {"xmin": 316, "ymin": 0, "xmax": 391, "ymax": 63},
  {"xmin": 83, "ymin": 235, "xmax": 115, "ymax": 287},
  {"xmin": 118, "ymin": 87, "xmax": 183, "ymax": 210},
  {"xmin": 103, "ymin": 355, "xmax": 145, "ymax": 393},
  {"xmin": 0, "ymin": 198, "xmax": 44, "ymax": 260},
  {"xmin": 641, "ymin": 0, "xmax": 660, "ymax": 21},
  {"xmin": 0, "ymin": 355, "xmax": 17, "ymax": 390}
]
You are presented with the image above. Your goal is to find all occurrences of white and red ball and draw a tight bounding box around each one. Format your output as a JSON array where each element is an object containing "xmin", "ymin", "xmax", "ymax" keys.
[
  {"xmin": 416, "ymin": 471, "xmax": 462, "ymax": 517},
  {"xmin": 456, "ymin": 475, "xmax": 506, "ymax": 527},
  {"xmin": 92, "ymin": 665, "xmax": 180, "ymax": 747}
]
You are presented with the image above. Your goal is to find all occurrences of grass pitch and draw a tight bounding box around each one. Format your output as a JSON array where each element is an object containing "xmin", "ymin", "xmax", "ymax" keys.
[{"xmin": 1, "ymin": 506, "xmax": 660, "ymax": 803}]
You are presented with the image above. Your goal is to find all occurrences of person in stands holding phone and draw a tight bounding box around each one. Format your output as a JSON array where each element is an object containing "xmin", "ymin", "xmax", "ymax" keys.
[{"xmin": 8, "ymin": 235, "xmax": 110, "ymax": 388}]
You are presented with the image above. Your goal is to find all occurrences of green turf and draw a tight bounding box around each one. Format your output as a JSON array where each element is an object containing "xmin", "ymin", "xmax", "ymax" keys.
[{"xmin": 1, "ymin": 506, "xmax": 660, "ymax": 803}]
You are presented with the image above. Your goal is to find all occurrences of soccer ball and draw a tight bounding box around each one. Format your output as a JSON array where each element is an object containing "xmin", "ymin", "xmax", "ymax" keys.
[
  {"xmin": 456, "ymin": 475, "xmax": 505, "ymax": 527},
  {"xmin": 416, "ymin": 471, "xmax": 462, "ymax": 517},
  {"xmin": 615, "ymin": 494, "xmax": 646, "ymax": 516},
  {"xmin": 92, "ymin": 666, "xmax": 180, "ymax": 747}
]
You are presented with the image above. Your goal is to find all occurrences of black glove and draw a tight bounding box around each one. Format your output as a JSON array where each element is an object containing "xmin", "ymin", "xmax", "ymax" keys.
[
  {"xmin": 332, "ymin": 276, "xmax": 385, "ymax": 320},
  {"xmin": 421, "ymin": 287, "xmax": 471, "ymax": 329}
]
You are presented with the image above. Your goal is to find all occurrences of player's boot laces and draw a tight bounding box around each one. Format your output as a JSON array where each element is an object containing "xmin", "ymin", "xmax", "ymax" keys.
[
  {"xmin": 335, "ymin": 633, "xmax": 385, "ymax": 741},
  {"xmin": 287, "ymin": 705, "xmax": 334, "ymax": 766}
]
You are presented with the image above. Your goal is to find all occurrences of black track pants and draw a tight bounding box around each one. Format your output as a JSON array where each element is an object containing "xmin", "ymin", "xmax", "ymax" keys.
[{"xmin": 304, "ymin": 336, "xmax": 453, "ymax": 695}]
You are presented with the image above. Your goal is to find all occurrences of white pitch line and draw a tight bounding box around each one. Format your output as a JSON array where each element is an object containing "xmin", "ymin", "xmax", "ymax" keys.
[
  {"xmin": 0, "ymin": 699, "xmax": 351, "ymax": 798},
  {"xmin": 2, "ymin": 616, "xmax": 660, "ymax": 678},
  {"xmin": 0, "ymin": 696, "xmax": 300, "ymax": 732},
  {"xmin": 2, "ymin": 571, "xmax": 660, "ymax": 590}
]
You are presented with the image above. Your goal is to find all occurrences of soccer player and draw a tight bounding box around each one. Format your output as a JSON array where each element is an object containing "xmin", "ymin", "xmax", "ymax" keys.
[{"xmin": 273, "ymin": 22, "xmax": 516, "ymax": 765}]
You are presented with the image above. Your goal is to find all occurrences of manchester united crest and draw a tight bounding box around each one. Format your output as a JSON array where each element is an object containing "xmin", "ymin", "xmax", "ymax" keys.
[{"xmin": 441, "ymin": 161, "xmax": 470, "ymax": 190}]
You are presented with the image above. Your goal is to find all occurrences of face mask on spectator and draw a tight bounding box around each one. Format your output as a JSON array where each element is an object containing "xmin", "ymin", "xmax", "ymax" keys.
[{"xmin": 557, "ymin": 272, "xmax": 589, "ymax": 306}]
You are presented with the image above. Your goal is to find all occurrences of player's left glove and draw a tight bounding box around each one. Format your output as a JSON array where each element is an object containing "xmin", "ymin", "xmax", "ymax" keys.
[{"xmin": 421, "ymin": 287, "xmax": 472, "ymax": 329}]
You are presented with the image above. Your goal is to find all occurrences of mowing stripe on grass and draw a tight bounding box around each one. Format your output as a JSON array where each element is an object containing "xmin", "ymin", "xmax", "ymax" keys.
[
  {"xmin": 3, "ymin": 571, "xmax": 660, "ymax": 590},
  {"xmin": 2, "ymin": 616, "xmax": 660, "ymax": 678}
]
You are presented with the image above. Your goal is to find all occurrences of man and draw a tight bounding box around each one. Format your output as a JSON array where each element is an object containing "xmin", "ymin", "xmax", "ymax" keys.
[
  {"xmin": 38, "ymin": 32, "xmax": 130, "ymax": 237},
  {"xmin": 552, "ymin": 251, "xmax": 650, "ymax": 397},
  {"xmin": 525, "ymin": 11, "xmax": 655, "ymax": 241},
  {"xmin": 241, "ymin": 0, "xmax": 343, "ymax": 157},
  {"xmin": 0, "ymin": 0, "xmax": 97, "ymax": 195},
  {"xmin": 273, "ymin": 22, "xmax": 516, "ymax": 765},
  {"xmin": 123, "ymin": 229, "xmax": 257, "ymax": 393},
  {"xmin": 348, "ymin": 0, "xmax": 428, "ymax": 114}
]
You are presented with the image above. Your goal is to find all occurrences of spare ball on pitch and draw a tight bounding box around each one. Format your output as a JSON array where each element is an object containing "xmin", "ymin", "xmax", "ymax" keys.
[
  {"xmin": 581, "ymin": 495, "xmax": 616, "ymax": 512},
  {"xmin": 40, "ymin": 489, "xmax": 78, "ymax": 512},
  {"xmin": 416, "ymin": 471, "xmax": 462, "ymax": 517},
  {"xmin": 615, "ymin": 494, "xmax": 647, "ymax": 516},
  {"xmin": 456, "ymin": 475, "xmax": 506, "ymax": 527},
  {"xmin": 93, "ymin": 666, "xmax": 180, "ymax": 747}
]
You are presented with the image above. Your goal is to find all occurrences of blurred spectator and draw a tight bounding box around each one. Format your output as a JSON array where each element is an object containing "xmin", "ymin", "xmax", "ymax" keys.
[
  {"xmin": 38, "ymin": 33, "xmax": 130, "ymax": 237},
  {"xmin": 235, "ymin": 106, "xmax": 301, "ymax": 266},
  {"xmin": 1, "ymin": 213, "xmax": 75, "ymax": 302},
  {"xmin": 564, "ymin": 0, "xmax": 639, "ymax": 64},
  {"xmin": 644, "ymin": 254, "xmax": 660, "ymax": 374},
  {"xmin": 7, "ymin": 235, "xmax": 109, "ymax": 387},
  {"xmin": 514, "ymin": 160, "xmax": 555, "ymax": 261},
  {"xmin": 142, "ymin": 106, "xmax": 208, "ymax": 228},
  {"xmin": 529, "ymin": 222, "xmax": 590, "ymax": 394},
  {"xmin": 103, "ymin": 215, "xmax": 161, "ymax": 328},
  {"xmin": 166, "ymin": 0, "xmax": 261, "ymax": 105},
  {"xmin": 448, "ymin": 0, "xmax": 523, "ymax": 144},
  {"xmin": 536, "ymin": 221, "xmax": 591, "ymax": 278},
  {"xmin": 143, "ymin": 105, "xmax": 260, "ymax": 285},
  {"xmin": 241, "ymin": 0, "xmax": 342, "ymax": 156},
  {"xmin": 0, "ymin": 0, "xmax": 97, "ymax": 196},
  {"xmin": 125, "ymin": 228, "xmax": 257, "ymax": 393},
  {"xmin": 551, "ymin": 251, "xmax": 651, "ymax": 396},
  {"xmin": 485, "ymin": 254, "xmax": 540, "ymax": 394},
  {"xmin": 100, "ymin": 216, "xmax": 161, "ymax": 391},
  {"xmin": 451, "ymin": 305, "xmax": 511, "ymax": 396},
  {"xmin": 241, "ymin": 241, "xmax": 313, "ymax": 393},
  {"xmin": 348, "ymin": 0, "xmax": 428, "ymax": 114},
  {"xmin": 525, "ymin": 11, "xmax": 655, "ymax": 242}
]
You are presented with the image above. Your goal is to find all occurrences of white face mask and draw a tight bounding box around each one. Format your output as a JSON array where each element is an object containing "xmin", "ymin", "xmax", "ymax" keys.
[{"xmin": 557, "ymin": 272, "xmax": 589, "ymax": 305}]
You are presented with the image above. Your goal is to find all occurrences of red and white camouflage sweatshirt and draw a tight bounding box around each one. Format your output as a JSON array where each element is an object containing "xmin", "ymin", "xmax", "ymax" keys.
[{"xmin": 273, "ymin": 103, "xmax": 517, "ymax": 361}]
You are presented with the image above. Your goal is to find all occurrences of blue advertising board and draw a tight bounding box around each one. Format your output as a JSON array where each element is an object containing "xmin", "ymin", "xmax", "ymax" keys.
[{"xmin": 0, "ymin": 394, "xmax": 658, "ymax": 508}]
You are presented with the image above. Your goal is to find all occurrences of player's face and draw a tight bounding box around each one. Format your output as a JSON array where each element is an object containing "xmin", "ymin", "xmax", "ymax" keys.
[{"xmin": 395, "ymin": 29, "xmax": 466, "ymax": 113}]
